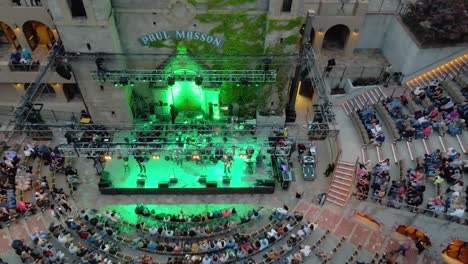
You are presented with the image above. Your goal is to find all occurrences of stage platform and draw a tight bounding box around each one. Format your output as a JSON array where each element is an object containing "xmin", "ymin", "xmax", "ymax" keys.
[{"xmin": 98, "ymin": 149, "xmax": 276, "ymax": 195}]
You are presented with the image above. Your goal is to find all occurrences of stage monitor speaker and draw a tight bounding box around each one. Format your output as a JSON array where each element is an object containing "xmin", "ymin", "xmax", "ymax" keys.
[
  {"xmin": 98, "ymin": 180, "xmax": 111, "ymax": 188},
  {"xmin": 55, "ymin": 64, "xmax": 72, "ymax": 80},
  {"xmin": 206, "ymin": 182, "xmax": 217, "ymax": 188},
  {"xmin": 198, "ymin": 176, "xmax": 207, "ymax": 184},
  {"xmin": 159, "ymin": 182, "xmax": 169, "ymax": 188},
  {"xmin": 222, "ymin": 176, "xmax": 231, "ymax": 184},
  {"xmin": 169, "ymin": 177, "xmax": 178, "ymax": 184}
]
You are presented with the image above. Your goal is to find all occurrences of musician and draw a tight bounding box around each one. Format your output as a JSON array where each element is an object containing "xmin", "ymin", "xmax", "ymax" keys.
[
  {"xmin": 173, "ymin": 148, "xmax": 183, "ymax": 166},
  {"xmin": 222, "ymin": 155, "xmax": 233, "ymax": 175},
  {"xmin": 246, "ymin": 147, "xmax": 254, "ymax": 159},
  {"xmin": 123, "ymin": 157, "xmax": 129, "ymax": 173}
]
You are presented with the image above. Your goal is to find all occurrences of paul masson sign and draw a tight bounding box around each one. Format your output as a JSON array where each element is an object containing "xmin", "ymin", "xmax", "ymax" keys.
[{"xmin": 139, "ymin": 30, "xmax": 224, "ymax": 48}]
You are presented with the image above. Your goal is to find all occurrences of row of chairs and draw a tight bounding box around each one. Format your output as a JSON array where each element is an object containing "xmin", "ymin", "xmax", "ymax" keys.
[
  {"xmin": 345, "ymin": 244, "xmax": 362, "ymax": 264},
  {"xmin": 350, "ymin": 112, "xmax": 370, "ymax": 145},
  {"xmin": 441, "ymin": 75, "xmax": 467, "ymax": 104},
  {"xmin": 375, "ymin": 103, "xmax": 401, "ymax": 141}
]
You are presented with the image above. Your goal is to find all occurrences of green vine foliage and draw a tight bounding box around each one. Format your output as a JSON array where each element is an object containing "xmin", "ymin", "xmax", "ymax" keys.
[
  {"xmin": 205, "ymin": 0, "xmax": 257, "ymax": 9},
  {"xmin": 146, "ymin": 4, "xmax": 302, "ymax": 113}
]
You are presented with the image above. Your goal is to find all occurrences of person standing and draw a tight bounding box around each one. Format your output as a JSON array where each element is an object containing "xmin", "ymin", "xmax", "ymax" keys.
[
  {"xmin": 324, "ymin": 58, "xmax": 336, "ymax": 77},
  {"xmin": 382, "ymin": 64, "xmax": 392, "ymax": 87},
  {"xmin": 415, "ymin": 238, "xmax": 426, "ymax": 254},
  {"xmin": 170, "ymin": 104, "xmax": 178, "ymax": 124},
  {"xmin": 222, "ymin": 155, "xmax": 232, "ymax": 175},
  {"xmin": 393, "ymin": 239, "xmax": 412, "ymax": 256}
]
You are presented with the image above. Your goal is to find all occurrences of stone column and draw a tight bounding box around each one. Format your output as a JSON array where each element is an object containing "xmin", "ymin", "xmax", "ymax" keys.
[
  {"xmin": 12, "ymin": 27, "xmax": 30, "ymax": 51},
  {"xmin": 344, "ymin": 31, "xmax": 359, "ymax": 57},
  {"xmin": 14, "ymin": 83, "xmax": 25, "ymax": 96},
  {"xmin": 52, "ymin": 83, "xmax": 69, "ymax": 102},
  {"xmin": 313, "ymin": 31, "xmax": 325, "ymax": 52}
]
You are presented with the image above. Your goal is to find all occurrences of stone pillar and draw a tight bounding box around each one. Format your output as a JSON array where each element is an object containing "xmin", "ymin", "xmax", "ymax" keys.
[
  {"xmin": 268, "ymin": 0, "xmax": 281, "ymax": 17},
  {"xmin": 313, "ymin": 31, "xmax": 325, "ymax": 52},
  {"xmin": 344, "ymin": 31, "xmax": 359, "ymax": 57},
  {"xmin": 12, "ymin": 27, "xmax": 30, "ymax": 51},
  {"xmin": 14, "ymin": 83, "xmax": 25, "ymax": 96},
  {"xmin": 52, "ymin": 83, "xmax": 69, "ymax": 102}
]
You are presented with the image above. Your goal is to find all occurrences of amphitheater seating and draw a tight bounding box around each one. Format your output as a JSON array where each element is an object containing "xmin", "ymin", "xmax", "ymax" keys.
[
  {"xmin": 374, "ymin": 103, "xmax": 401, "ymax": 140},
  {"xmin": 455, "ymin": 72, "xmax": 468, "ymax": 87},
  {"xmin": 442, "ymin": 79, "xmax": 466, "ymax": 104},
  {"xmin": 350, "ymin": 112, "xmax": 370, "ymax": 145}
]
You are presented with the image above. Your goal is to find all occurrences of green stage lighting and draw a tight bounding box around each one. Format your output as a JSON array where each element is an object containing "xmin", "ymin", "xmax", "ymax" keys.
[
  {"xmin": 196, "ymin": 115, "xmax": 203, "ymax": 119},
  {"xmin": 213, "ymin": 115, "xmax": 220, "ymax": 120}
]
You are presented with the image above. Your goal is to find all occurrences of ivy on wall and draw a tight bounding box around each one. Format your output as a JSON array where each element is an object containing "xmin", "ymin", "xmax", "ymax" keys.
[
  {"xmin": 146, "ymin": 2, "xmax": 303, "ymax": 115},
  {"xmin": 188, "ymin": 0, "xmax": 257, "ymax": 9}
]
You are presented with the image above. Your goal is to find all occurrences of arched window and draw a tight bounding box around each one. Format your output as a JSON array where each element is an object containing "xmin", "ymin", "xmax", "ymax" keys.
[{"xmin": 322, "ymin": 24, "xmax": 350, "ymax": 50}]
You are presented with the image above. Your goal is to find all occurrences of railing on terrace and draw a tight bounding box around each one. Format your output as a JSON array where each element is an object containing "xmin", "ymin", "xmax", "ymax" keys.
[
  {"xmin": 368, "ymin": 0, "xmax": 410, "ymax": 13},
  {"xmin": 324, "ymin": 66, "xmax": 385, "ymax": 79},
  {"xmin": 8, "ymin": 61, "xmax": 41, "ymax": 72},
  {"xmin": 353, "ymin": 194, "xmax": 468, "ymax": 225},
  {"xmin": 318, "ymin": 3, "xmax": 359, "ymax": 16},
  {"xmin": 11, "ymin": 0, "xmax": 43, "ymax": 7}
]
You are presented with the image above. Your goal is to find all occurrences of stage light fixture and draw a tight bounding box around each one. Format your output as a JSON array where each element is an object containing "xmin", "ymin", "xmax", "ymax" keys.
[
  {"xmin": 152, "ymin": 154, "xmax": 160, "ymax": 160},
  {"xmin": 240, "ymin": 75, "xmax": 250, "ymax": 85},
  {"xmin": 119, "ymin": 76, "xmax": 129, "ymax": 86},
  {"xmin": 239, "ymin": 153, "xmax": 246, "ymax": 158},
  {"xmin": 195, "ymin": 75, "xmax": 203, "ymax": 86},
  {"xmin": 192, "ymin": 154, "xmax": 200, "ymax": 160},
  {"xmin": 167, "ymin": 76, "xmax": 175, "ymax": 86},
  {"xmin": 103, "ymin": 154, "xmax": 112, "ymax": 160}
]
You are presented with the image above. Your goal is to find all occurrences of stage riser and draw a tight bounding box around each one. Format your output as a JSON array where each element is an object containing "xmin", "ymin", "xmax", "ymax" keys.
[{"xmin": 99, "ymin": 186, "xmax": 275, "ymax": 195}]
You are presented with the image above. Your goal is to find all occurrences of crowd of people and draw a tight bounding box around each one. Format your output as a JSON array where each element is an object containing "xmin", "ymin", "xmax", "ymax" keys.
[
  {"xmin": 134, "ymin": 205, "xmax": 241, "ymax": 224},
  {"xmin": 424, "ymin": 148, "xmax": 467, "ymax": 218},
  {"xmin": 9, "ymin": 49, "xmax": 40, "ymax": 71},
  {"xmin": 356, "ymin": 107, "xmax": 386, "ymax": 146},
  {"xmin": 43, "ymin": 204, "xmax": 319, "ymax": 264},
  {"xmin": 408, "ymin": 80, "xmax": 467, "ymax": 138}
]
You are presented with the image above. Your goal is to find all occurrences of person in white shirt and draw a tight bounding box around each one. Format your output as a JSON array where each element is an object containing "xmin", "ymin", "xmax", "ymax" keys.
[{"xmin": 300, "ymin": 245, "xmax": 312, "ymax": 257}]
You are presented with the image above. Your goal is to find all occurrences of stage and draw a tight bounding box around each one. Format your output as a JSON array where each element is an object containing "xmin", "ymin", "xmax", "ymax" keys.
[{"xmin": 98, "ymin": 131, "xmax": 280, "ymax": 195}]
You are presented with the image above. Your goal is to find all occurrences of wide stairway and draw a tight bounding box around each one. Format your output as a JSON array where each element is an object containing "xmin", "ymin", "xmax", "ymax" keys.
[{"xmin": 326, "ymin": 160, "xmax": 355, "ymax": 207}]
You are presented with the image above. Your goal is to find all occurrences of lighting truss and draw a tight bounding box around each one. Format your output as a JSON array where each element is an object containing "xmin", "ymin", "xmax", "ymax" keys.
[
  {"xmin": 57, "ymin": 141, "xmax": 292, "ymax": 158},
  {"xmin": 91, "ymin": 69, "xmax": 278, "ymax": 83}
]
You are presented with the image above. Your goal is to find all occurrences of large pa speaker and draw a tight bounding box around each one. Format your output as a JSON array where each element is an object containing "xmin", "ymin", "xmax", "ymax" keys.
[
  {"xmin": 206, "ymin": 182, "xmax": 217, "ymax": 188},
  {"xmin": 55, "ymin": 64, "xmax": 72, "ymax": 80}
]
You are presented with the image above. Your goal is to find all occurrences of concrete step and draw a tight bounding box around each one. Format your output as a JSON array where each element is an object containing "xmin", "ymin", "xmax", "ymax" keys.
[
  {"xmin": 330, "ymin": 183, "xmax": 351, "ymax": 193},
  {"xmin": 334, "ymin": 175, "xmax": 353, "ymax": 183},
  {"xmin": 335, "ymin": 171, "xmax": 354, "ymax": 178},
  {"xmin": 329, "ymin": 189, "xmax": 348, "ymax": 200},
  {"xmin": 326, "ymin": 196, "xmax": 346, "ymax": 207},
  {"xmin": 336, "ymin": 165, "xmax": 354, "ymax": 173},
  {"xmin": 337, "ymin": 160, "xmax": 355, "ymax": 167}
]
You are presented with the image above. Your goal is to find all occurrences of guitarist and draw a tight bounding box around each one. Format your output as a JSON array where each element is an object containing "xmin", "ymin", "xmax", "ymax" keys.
[{"xmin": 222, "ymin": 155, "xmax": 233, "ymax": 175}]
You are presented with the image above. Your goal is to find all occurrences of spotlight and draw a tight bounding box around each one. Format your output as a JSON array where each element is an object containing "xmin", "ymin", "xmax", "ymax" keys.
[
  {"xmin": 192, "ymin": 154, "xmax": 200, "ymax": 160},
  {"xmin": 103, "ymin": 154, "xmax": 112, "ymax": 160},
  {"xmin": 119, "ymin": 76, "xmax": 128, "ymax": 86},
  {"xmin": 167, "ymin": 76, "xmax": 175, "ymax": 86},
  {"xmin": 152, "ymin": 154, "xmax": 160, "ymax": 160},
  {"xmin": 240, "ymin": 75, "xmax": 250, "ymax": 86},
  {"xmin": 239, "ymin": 153, "xmax": 246, "ymax": 158},
  {"xmin": 195, "ymin": 75, "xmax": 203, "ymax": 86}
]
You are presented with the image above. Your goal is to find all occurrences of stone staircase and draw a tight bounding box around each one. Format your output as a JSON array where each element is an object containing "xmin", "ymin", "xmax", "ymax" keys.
[
  {"xmin": 405, "ymin": 53, "xmax": 468, "ymax": 90},
  {"xmin": 326, "ymin": 160, "xmax": 355, "ymax": 207}
]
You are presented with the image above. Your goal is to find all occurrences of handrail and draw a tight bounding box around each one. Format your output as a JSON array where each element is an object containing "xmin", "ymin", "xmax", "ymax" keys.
[
  {"xmin": 352, "ymin": 194, "xmax": 468, "ymax": 224},
  {"xmin": 403, "ymin": 49, "xmax": 468, "ymax": 82}
]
